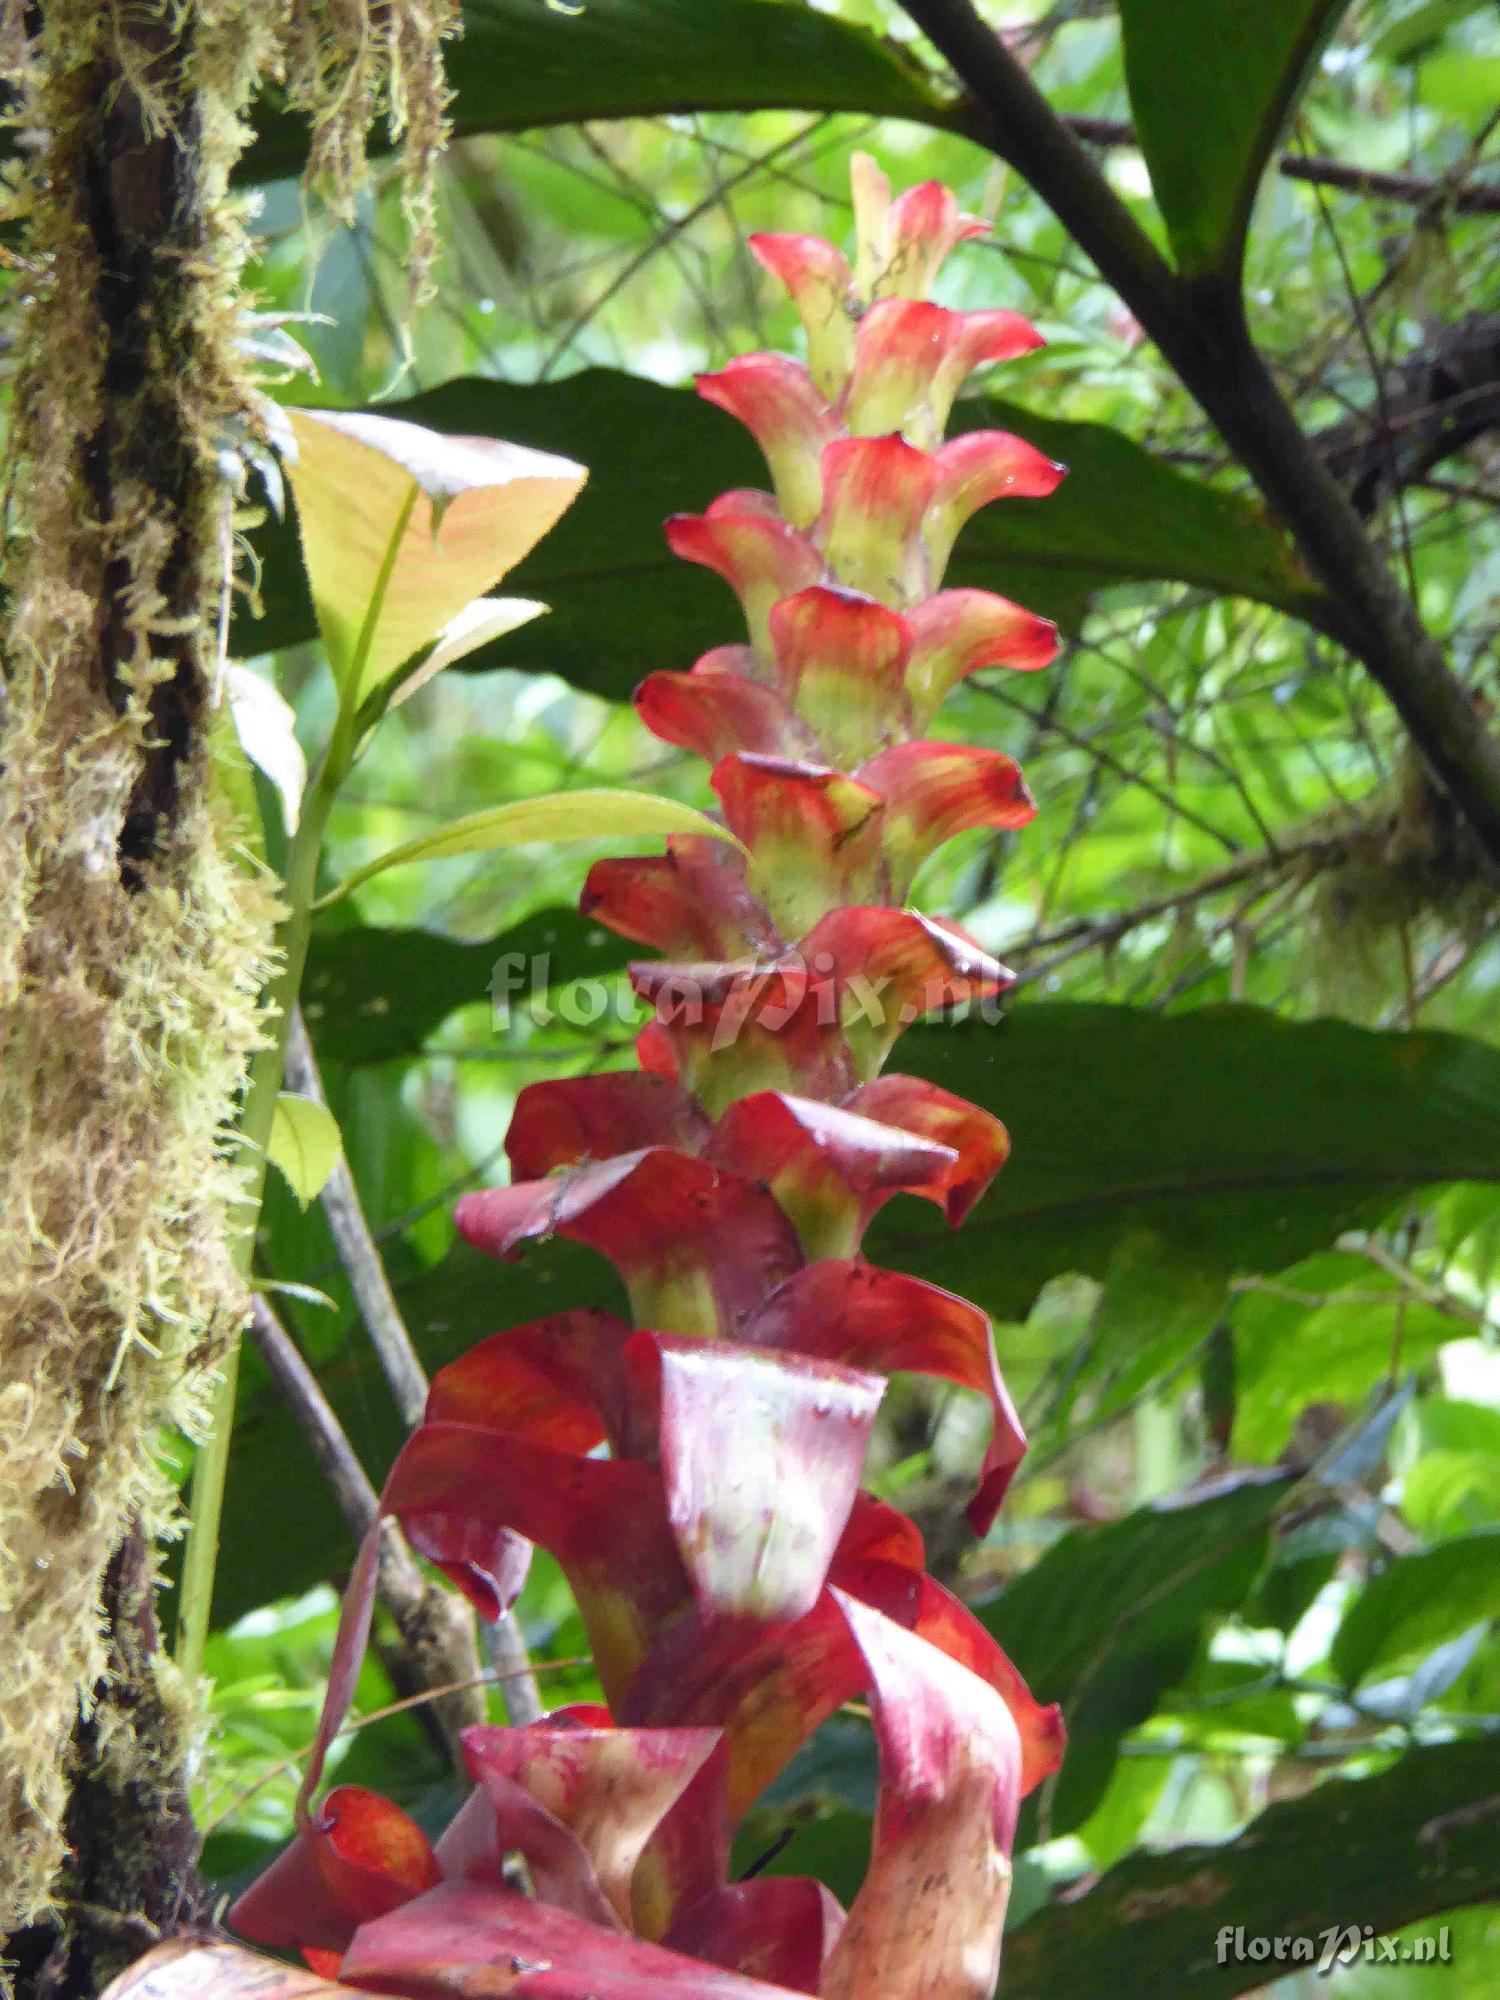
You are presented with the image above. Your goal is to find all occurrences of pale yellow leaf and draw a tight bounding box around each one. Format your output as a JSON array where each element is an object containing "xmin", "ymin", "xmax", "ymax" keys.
[
  {"xmin": 387, "ymin": 594, "xmax": 548, "ymax": 708},
  {"xmin": 225, "ymin": 662, "xmax": 306, "ymax": 832},
  {"xmin": 286, "ymin": 408, "xmax": 585, "ymax": 704},
  {"xmin": 101, "ymin": 1939, "xmax": 344, "ymax": 2000}
]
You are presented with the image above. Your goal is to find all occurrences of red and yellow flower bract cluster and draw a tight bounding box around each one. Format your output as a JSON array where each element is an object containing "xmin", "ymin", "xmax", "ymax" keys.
[{"xmin": 236, "ymin": 155, "xmax": 1068, "ymax": 2000}]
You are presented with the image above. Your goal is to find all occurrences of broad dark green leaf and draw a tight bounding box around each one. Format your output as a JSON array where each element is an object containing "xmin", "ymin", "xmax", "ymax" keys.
[
  {"xmin": 981, "ymin": 1472, "xmax": 1290, "ymax": 1831},
  {"xmin": 873, "ymin": 1005, "xmax": 1500, "ymax": 1331},
  {"xmin": 236, "ymin": 372, "xmax": 1322, "ymax": 692},
  {"xmin": 1120, "ymin": 0, "xmax": 1349, "ymax": 275},
  {"xmin": 1004, "ymin": 1737, "xmax": 1500, "ymax": 1997},
  {"xmin": 243, "ymin": 0, "xmax": 961, "ymax": 183},
  {"xmin": 304, "ymin": 908, "xmax": 630, "ymax": 1066},
  {"xmin": 1331, "ymin": 1528, "xmax": 1500, "ymax": 1688},
  {"xmin": 945, "ymin": 400, "xmax": 1321, "ymax": 625},
  {"xmin": 218, "ymin": 1003, "xmax": 1500, "ymax": 1621}
]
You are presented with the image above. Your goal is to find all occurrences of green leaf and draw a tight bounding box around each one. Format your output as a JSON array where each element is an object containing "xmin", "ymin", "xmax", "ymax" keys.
[
  {"xmin": 1415, "ymin": 48, "xmax": 1500, "ymax": 118},
  {"xmin": 946, "ymin": 399, "xmax": 1323, "ymax": 627},
  {"xmin": 266, "ymin": 1093, "xmax": 342, "ymax": 1208},
  {"xmin": 1401, "ymin": 1406, "xmax": 1500, "ymax": 1538},
  {"xmin": 1065, "ymin": 1232, "xmax": 1229, "ymax": 1431},
  {"xmin": 216, "ymin": 1007, "xmax": 1500, "ymax": 1620},
  {"xmin": 1403, "ymin": 1451, "xmax": 1500, "ymax": 1539},
  {"xmin": 302, "ymin": 908, "xmax": 632, "ymax": 1066},
  {"xmin": 1119, "ymin": 0, "xmax": 1349, "ymax": 275},
  {"xmin": 284, "ymin": 408, "xmax": 584, "ymax": 704},
  {"xmin": 1331, "ymin": 1528, "xmax": 1500, "ymax": 1688},
  {"xmin": 313, "ymin": 788, "xmax": 745, "ymax": 910},
  {"xmin": 1072, "ymin": 1755, "xmax": 1172, "ymax": 1871},
  {"xmin": 1230, "ymin": 1253, "xmax": 1455, "ymax": 1463},
  {"xmin": 871, "ymin": 1006, "xmax": 1500, "ymax": 1333},
  {"xmin": 983, "ymin": 1472, "xmax": 1290, "ymax": 1831},
  {"xmin": 1003, "ymin": 1738, "xmax": 1500, "ymax": 1997},
  {"xmin": 240, "ymin": 372, "xmax": 1322, "ymax": 690},
  {"xmin": 1374, "ymin": 0, "xmax": 1496, "ymax": 63},
  {"xmin": 243, "ymin": 0, "xmax": 962, "ymax": 181}
]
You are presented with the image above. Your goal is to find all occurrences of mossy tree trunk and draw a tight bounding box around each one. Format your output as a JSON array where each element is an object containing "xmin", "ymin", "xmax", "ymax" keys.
[
  {"xmin": 0, "ymin": 4, "xmax": 450, "ymax": 1986},
  {"xmin": 0, "ymin": 6, "xmax": 271, "ymax": 1989}
]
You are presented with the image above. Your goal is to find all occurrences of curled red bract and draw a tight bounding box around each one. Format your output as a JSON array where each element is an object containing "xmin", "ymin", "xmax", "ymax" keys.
[{"xmin": 236, "ymin": 151, "xmax": 1064, "ymax": 2000}]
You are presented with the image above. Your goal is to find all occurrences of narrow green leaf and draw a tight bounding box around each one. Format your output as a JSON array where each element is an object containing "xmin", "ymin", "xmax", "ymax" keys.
[
  {"xmin": 1119, "ymin": 0, "xmax": 1349, "ymax": 275},
  {"xmin": 285, "ymin": 408, "xmax": 584, "ymax": 704},
  {"xmin": 313, "ymin": 788, "xmax": 745, "ymax": 911},
  {"xmin": 266, "ymin": 1093, "xmax": 342, "ymax": 1208}
]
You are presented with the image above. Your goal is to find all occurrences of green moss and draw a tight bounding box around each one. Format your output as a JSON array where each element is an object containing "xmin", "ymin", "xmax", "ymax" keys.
[{"xmin": 0, "ymin": 0, "xmax": 455, "ymax": 1945}]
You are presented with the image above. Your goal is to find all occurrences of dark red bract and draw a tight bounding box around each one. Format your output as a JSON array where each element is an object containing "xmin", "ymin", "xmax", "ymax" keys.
[{"xmin": 235, "ymin": 152, "xmax": 1065, "ymax": 2000}]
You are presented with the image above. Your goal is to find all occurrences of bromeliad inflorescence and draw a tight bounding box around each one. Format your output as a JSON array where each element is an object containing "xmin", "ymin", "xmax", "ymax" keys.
[{"xmin": 235, "ymin": 155, "xmax": 1067, "ymax": 2000}]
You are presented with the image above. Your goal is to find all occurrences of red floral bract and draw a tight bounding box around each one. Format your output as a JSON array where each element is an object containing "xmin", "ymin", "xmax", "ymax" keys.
[{"xmin": 236, "ymin": 154, "xmax": 1065, "ymax": 2000}]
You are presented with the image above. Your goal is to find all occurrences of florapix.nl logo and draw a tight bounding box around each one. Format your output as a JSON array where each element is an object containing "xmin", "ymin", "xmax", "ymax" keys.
[{"xmin": 1216, "ymin": 1924, "xmax": 1452, "ymax": 1975}]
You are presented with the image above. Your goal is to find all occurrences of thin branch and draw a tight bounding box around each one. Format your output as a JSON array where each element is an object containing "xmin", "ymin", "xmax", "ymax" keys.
[
  {"xmin": 201, "ymin": 1654, "xmax": 596, "ymax": 1836},
  {"xmin": 285, "ymin": 1006, "xmax": 430, "ymax": 1428},
  {"xmin": 1297, "ymin": 133, "xmax": 1420, "ymax": 601},
  {"xmin": 1007, "ymin": 834, "xmax": 1346, "ymax": 985},
  {"xmin": 279, "ymin": 1012, "xmax": 543, "ymax": 1726},
  {"xmin": 1318, "ymin": 319, "xmax": 1500, "ymax": 513},
  {"xmin": 1064, "ymin": 114, "xmax": 1500, "ymax": 214},
  {"xmin": 900, "ymin": 0, "xmax": 1500, "ymax": 869},
  {"xmin": 977, "ymin": 681, "xmax": 1244, "ymax": 855},
  {"xmin": 481, "ymin": 1614, "xmax": 544, "ymax": 1728},
  {"xmin": 248, "ymin": 1293, "xmax": 382, "ymax": 1532},
  {"xmin": 247, "ymin": 1294, "xmax": 486, "ymax": 1772},
  {"xmin": 534, "ymin": 119, "xmax": 829, "ymax": 380}
]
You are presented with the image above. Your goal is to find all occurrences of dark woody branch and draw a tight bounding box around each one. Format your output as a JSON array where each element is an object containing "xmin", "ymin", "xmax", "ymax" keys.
[
  {"xmin": 1317, "ymin": 314, "xmax": 1500, "ymax": 514},
  {"xmin": 1064, "ymin": 114, "xmax": 1500, "ymax": 215},
  {"xmin": 901, "ymin": 0, "xmax": 1500, "ymax": 869}
]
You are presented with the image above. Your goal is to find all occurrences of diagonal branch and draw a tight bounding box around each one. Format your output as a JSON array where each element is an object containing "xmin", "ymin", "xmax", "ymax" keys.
[
  {"xmin": 1064, "ymin": 114, "xmax": 1500, "ymax": 215},
  {"xmin": 284, "ymin": 1009, "xmax": 429, "ymax": 1428},
  {"xmin": 1318, "ymin": 315, "xmax": 1500, "ymax": 514},
  {"xmin": 281, "ymin": 1010, "xmax": 543, "ymax": 1724},
  {"xmin": 247, "ymin": 1295, "xmax": 486, "ymax": 1771},
  {"xmin": 900, "ymin": 0, "xmax": 1500, "ymax": 868}
]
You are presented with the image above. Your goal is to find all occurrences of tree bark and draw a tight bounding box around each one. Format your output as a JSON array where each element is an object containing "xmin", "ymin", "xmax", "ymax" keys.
[{"xmin": 0, "ymin": 3, "xmax": 270, "ymax": 1979}]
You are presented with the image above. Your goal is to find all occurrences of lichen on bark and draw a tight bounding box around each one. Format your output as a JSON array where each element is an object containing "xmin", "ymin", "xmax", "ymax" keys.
[{"xmin": 0, "ymin": 0, "xmax": 456, "ymax": 1974}]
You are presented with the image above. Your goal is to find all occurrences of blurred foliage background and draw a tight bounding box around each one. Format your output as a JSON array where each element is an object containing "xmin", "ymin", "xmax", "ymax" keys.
[{"xmin": 195, "ymin": 2, "xmax": 1500, "ymax": 1991}]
